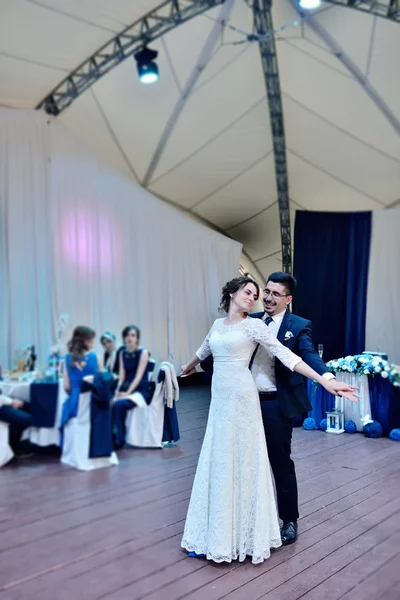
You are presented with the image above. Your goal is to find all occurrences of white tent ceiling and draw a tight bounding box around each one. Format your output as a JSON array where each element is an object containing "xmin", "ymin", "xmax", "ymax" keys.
[{"xmin": 1, "ymin": 0, "xmax": 399, "ymax": 278}]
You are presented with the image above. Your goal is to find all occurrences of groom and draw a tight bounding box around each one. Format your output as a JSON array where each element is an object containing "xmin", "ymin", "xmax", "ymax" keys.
[{"xmin": 200, "ymin": 272, "xmax": 334, "ymax": 545}]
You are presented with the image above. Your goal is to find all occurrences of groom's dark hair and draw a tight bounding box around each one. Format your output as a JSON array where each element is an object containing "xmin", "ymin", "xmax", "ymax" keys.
[{"xmin": 267, "ymin": 272, "xmax": 297, "ymax": 296}]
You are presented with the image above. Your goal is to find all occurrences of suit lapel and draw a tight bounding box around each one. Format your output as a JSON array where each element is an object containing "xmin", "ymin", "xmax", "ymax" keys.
[{"xmin": 277, "ymin": 311, "xmax": 292, "ymax": 344}]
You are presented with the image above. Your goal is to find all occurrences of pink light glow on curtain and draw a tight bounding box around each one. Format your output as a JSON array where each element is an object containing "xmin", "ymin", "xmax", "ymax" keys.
[{"xmin": 61, "ymin": 205, "xmax": 120, "ymax": 274}]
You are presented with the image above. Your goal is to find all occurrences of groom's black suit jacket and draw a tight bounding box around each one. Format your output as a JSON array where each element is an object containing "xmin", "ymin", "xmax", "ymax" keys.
[{"xmin": 200, "ymin": 311, "xmax": 330, "ymax": 419}]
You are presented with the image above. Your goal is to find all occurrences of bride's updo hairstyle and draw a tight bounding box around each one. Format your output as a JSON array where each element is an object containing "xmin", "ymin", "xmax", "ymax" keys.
[{"xmin": 219, "ymin": 276, "xmax": 260, "ymax": 314}]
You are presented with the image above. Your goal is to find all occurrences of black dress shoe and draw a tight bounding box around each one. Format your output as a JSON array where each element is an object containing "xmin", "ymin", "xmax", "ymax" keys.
[
  {"xmin": 281, "ymin": 521, "xmax": 298, "ymax": 545},
  {"xmin": 14, "ymin": 450, "xmax": 35, "ymax": 459}
]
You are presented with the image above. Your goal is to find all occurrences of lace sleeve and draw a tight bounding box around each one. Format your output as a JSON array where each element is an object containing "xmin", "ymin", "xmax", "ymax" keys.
[
  {"xmin": 247, "ymin": 318, "xmax": 302, "ymax": 371},
  {"xmin": 196, "ymin": 319, "xmax": 218, "ymax": 361}
]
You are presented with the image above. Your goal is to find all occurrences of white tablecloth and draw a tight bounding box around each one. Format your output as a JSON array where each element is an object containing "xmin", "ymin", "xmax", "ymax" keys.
[
  {"xmin": 0, "ymin": 379, "xmax": 65, "ymax": 446},
  {"xmin": 1, "ymin": 380, "xmax": 34, "ymax": 401}
]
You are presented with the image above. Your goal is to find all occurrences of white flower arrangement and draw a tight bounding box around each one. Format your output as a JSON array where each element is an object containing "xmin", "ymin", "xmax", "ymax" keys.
[
  {"xmin": 327, "ymin": 354, "xmax": 399, "ymax": 387},
  {"xmin": 389, "ymin": 364, "xmax": 400, "ymax": 387}
]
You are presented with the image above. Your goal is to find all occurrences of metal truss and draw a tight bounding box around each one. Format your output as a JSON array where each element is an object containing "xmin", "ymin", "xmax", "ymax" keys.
[
  {"xmin": 36, "ymin": 0, "xmax": 226, "ymax": 115},
  {"xmin": 318, "ymin": 1, "xmax": 400, "ymax": 22},
  {"xmin": 253, "ymin": 0, "xmax": 292, "ymax": 274}
]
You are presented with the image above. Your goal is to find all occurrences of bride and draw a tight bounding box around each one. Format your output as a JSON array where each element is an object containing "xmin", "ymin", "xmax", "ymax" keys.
[{"xmin": 180, "ymin": 276, "xmax": 358, "ymax": 564}]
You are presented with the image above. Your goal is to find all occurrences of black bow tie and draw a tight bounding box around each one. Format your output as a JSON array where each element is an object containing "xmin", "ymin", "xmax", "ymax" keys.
[{"xmin": 264, "ymin": 316, "xmax": 273, "ymax": 325}]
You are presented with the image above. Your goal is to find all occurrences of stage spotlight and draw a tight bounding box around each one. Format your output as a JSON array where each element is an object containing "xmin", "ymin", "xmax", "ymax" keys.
[
  {"xmin": 298, "ymin": 0, "xmax": 322, "ymax": 9},
  {"xmin": 134, "ymin": 47, "xmax": 159, "ymax": 84}
]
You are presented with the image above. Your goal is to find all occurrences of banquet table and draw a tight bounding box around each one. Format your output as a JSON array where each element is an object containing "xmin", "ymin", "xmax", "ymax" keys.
[
  {"xmin": 307, "ymin": 374, "xmax": 400, "ymax": 434},
  {"xmin": 0, "ymin": 378, "xmax": 65, "ymax": 446}
]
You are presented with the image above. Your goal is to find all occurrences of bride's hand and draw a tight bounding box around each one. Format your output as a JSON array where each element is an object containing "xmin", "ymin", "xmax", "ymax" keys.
[
  {"xmin": 180, "ymin": 364, "xmax": 196, "ymax": 378},
  {"xmin": 323, "ymin": 380, "xmax": 360, "ymax": 403}
]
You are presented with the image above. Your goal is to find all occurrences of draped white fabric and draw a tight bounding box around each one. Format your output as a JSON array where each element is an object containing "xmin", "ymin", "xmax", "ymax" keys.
[
  {"xmin": 0, "ymin": 108, "xmax": 241, "ymax": 370},
  {"xmin": 335, "ymin": 373, "xmax": 371, "ymax": 432},
  {"xmin": 366, "ymin": 208, "xmax": 400, "ymax": 365}
]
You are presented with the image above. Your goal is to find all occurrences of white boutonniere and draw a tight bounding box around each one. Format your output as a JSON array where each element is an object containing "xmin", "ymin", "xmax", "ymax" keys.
[{"xmin": 284, "ymin": 331, "xmax": 294, "ymax": 342}]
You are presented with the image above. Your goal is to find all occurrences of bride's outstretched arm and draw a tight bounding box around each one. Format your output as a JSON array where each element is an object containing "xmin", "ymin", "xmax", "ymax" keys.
[
  {"xmin": 249, "ymin": 318, "xmax": 359, "ymax": 403},
  {"xmin": 293, "ymin": 360, "xmax": 358, "ymax": 402},
  {"xmin": 180, "ymin": 355, "xmax": 201, "ymax": 377}
]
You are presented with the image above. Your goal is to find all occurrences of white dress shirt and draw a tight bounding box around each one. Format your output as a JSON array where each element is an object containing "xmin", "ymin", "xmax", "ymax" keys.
[
  {"xmin": 252, "ymin": 311, "xmax": 286, "ymax": 392},
  {"xmin": 251, "ymin": 311, "xmax": 335, "ymax": 392}
]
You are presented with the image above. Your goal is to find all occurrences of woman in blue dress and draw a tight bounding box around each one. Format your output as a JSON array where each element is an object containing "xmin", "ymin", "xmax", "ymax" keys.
[
  {"xmin": 112, "ymin": 325, "xmax": 151, "ymax": 448},
  {"xmin": 61, "ymin": 326, "xmax": 101, "ymax": 427}
]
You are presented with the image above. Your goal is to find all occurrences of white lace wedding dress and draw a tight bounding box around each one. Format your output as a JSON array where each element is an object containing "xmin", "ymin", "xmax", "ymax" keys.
[{"xmin": 181, "ymin": 316, "xmax": 301, "ymax": 564}]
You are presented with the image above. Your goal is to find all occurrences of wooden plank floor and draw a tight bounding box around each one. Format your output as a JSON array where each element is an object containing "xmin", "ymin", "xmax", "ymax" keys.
[{"xmin": 0, "ymin": 386, "xmax": 399, "ymax": 600}]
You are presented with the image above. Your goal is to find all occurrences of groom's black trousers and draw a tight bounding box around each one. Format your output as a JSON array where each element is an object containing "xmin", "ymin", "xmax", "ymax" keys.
[{"xmin": 259, "ymin": 393, "xmax": 299, "ymax": 523}]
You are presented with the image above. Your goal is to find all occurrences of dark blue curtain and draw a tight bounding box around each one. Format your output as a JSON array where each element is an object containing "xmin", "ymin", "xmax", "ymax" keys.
[
  {"xmin": 293, "ymin": 211, "xmax": 371, "ymax": 361},
  {"xmin": 345, "ymin": 213, "xmax": 371, "ymax": 355}
]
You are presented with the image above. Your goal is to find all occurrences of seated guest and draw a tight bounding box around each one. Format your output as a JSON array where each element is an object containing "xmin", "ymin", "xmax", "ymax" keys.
[
  {"xmin": 100, "ymin": 332, "xmax": 122, "ymax": 374},
  {"xmin": 112, "ymin": 325, "xmax": 152, "ymax": 449},
  {"xmin": 61, "ymin": 326, "xmax": 101, "ymax": 426},
  {"xmin": 0, "ymin": 392, "xmax": 33, "ymax": 456},
  {"xmin": 47, "ymin": 350, "xmax": 63, "ymax": 372}
]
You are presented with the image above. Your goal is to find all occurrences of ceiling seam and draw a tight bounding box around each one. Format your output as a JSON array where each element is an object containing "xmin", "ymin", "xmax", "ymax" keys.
[
  {"xmin": 149, "ymin": 96, "xmax": 266, "ymax": 186},
  {"xmin": 254, "ymin": 249, "xmax": 281, "ymax": 263},
  {"xmin": 191, "ymin": 149, "xmax": 274, "ymax": 211},
  {"xmin": 287, "ymin": 146, "xmax": 387, "ymax": 206},
  {"xmin": 0, "ymin": 51, "xmax": 69, "ymax": 73},
  {"xmin": 192, "ymin": 44, "xmax": 251, "ymax": 95},
  {"xmin": 281, "ymin": 38, "xmax": 355, "ymax": 80},
  {"xmin": 302, "ymin": 33, "xmax": 337, "ymax": 55},
  {"xmin": 289, "ymin": 197, "xmax": 308, "ymax": 210},
  {"xmin": 161, "ymin": 37, "xmax": 183, "ymax": 94},
  {"xmin": 283, "ymin": 92, "xmax": 400, "ymax": 164},
  {"xmin": 90, "ymin": 89, "xmax": 140, "ymax": 184},
  {"xmin": 148, "ymin": 190, "xmax": 260, "ymax": 269},
  {"xmin": 385, "ymin": 199, "xmax": 400, "ymax": 209},
  {"xmin": 25, "ymin": 0, "xmax": 118, "ymax": 33},
  {"xmin": 199, "ymin": 40, "xmax": 224, "ymax": 67},
  {"xmin": 0, "ymin": 102, "xmax": 35, "ymax": 109},
  {"xmin": 142, "ymin": 0, "xmax": 235, "ymax": 188},
  {"xmin": 364, "ymin": 15, "xmax": 378, "ymax": 81},
  {"xmin": 225, "ymin": 201, "xmax": 278, "ymax": 232},
  {"xmin": 149, "ymin": 192, "xmax": 248, "ymax": 250}
]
